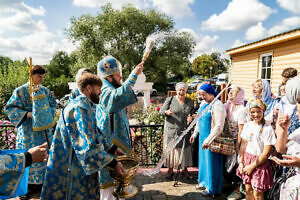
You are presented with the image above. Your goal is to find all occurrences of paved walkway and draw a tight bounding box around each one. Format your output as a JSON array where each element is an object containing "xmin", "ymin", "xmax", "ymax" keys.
[
  {"xmin": 128, "ymin": 168, "xmax": 231, "ymax": 200},
  {"xmin": 8, "ymin": 168, "xmax": 236, "ymax": 200}
]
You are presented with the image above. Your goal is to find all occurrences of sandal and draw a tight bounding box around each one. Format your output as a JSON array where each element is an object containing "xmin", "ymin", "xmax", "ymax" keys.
[
  {"xmin": 199, "ymin": 189, "xmax": 211, "ymax": 197},
  {"xmin": 195, "ymin": 183, "xmax": 206, "ymax": 190}
]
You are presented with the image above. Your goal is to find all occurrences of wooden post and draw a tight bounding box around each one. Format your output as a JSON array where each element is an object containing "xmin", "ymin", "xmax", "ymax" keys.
[{"xmin": 221, "ymin": 84, "xmax": 226, "ymax": 103}]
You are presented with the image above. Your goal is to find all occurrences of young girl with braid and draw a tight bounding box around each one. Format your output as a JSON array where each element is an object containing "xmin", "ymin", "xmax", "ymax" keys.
[{"xmin": 237, "ymin": 99, "xmax": 276, "ymax": 200}]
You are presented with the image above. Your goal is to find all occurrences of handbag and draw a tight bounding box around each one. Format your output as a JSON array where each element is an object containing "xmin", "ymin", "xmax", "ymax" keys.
[
  {"xmin": 209, "ymin": 135, "xmax": 235, "ymax": 155},
  {"xmin": 208, "ymin": 108, "xmax": 235, "ymax": 156},
  {"xmin": 267, "ymin": 167, "xmax": 296, "ymax": 200}
]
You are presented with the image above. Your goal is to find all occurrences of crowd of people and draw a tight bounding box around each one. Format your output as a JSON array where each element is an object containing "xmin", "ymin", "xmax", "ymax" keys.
[
  {"xmin": 0, "ymin": 58, "xmax": 299, "ymax": 200},
  {"xmin": 160, "ymin": 67, "xmax": 300, "ymax": 199}
]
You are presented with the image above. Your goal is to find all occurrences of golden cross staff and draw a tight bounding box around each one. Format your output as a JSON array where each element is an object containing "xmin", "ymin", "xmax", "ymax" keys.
[{"xmin": 25, "ymin": 57, "xmax": 33, "ymax": 102}]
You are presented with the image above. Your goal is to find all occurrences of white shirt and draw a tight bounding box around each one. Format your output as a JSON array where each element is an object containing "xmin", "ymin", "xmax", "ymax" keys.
[
  {"xmin": 241, "ymin": 121, "xmax": 276, "ymax": 156},
  {"xmin": 192, "ymin": 100, "xmax": 226, "ymax": 145}
]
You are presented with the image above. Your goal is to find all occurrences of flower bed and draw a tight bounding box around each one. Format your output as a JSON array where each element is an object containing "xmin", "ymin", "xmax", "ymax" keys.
[{"xmin": 0, "ymin": 120, "xmax": 17, "ymax": 149}]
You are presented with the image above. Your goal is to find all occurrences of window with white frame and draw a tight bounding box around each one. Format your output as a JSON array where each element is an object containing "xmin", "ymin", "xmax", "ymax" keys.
[{"xmin": 259, "ymin": 53, "xmax": 272, "ymax": 83}]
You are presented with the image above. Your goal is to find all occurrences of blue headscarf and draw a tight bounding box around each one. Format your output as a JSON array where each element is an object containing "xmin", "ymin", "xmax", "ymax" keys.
[
  {"xmin": 261, "ymin": 79, "xmax": 276, "ymax": 115},
  {"xmin": 199, "ymin": 83, "xmax": 217, "ymax": 97}
]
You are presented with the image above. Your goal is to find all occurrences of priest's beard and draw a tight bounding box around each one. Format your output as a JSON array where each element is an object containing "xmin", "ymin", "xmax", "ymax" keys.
[
  {"xmin": 90, "ymin": 91, "xmax": 100, "ymax": 104},
  {"xmin": 110, "ymin": 77, "xmax": 122, "ymax": 88}
]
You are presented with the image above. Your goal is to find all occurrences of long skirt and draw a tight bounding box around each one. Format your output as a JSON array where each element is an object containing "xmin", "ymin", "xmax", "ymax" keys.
[{"xmin": 165, "ymin": 146, "xmax": 193, "ymax": 169}]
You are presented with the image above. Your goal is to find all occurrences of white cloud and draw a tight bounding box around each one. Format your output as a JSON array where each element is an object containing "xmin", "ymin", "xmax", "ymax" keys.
[
  {"xmin": 231, "ymin": 39, "xmax": 245, "ymax": 48},
  {"xmin": 0, "ymin": 13, "xmax": 47, "ymax": 32},
  {"xmin": 277, "ymin": 0, "xmax": 300, "ymax": 14},
  {"xmin": 201, "ymin": 0, "xmax": 274, "ymax": 31},
  {"xmin": 73, "ymin": 0, "xmax": 144, "ymax": 9},
  {"xmin": 268, "ymin": 17, "xmax": 300, "ymax": 36},
  {"xmin": 0, "ymin": 0, "xmax": 46, "ymax": 16},
  {"xmin": 0, "ymin": 30, "xmax": 76, "ymax": 64},
  {"xmin": 73, "ymin": 0, "xmax": 194, "ymax": 18},
  {"xmin": 180, "ymin": 29, "xmax": 221, "ymax": 60},
  {"xmin": 150, "ymin": 0, "xmax": 194, "ymax": 18},
  {"xmin": 245, "ymin": 22, "xmax": 267, "ymax": 41}
]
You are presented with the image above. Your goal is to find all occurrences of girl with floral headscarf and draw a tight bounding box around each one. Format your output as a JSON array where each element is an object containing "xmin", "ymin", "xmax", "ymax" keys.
[{"xmin": 237, "ymin": 99, "xmax": 276, "ymax": 199}]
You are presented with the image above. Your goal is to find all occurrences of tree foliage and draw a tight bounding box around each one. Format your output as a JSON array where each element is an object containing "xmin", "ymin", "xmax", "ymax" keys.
[
  {"xmin": 192, "ymin": 53, "xmax": 229, "ymax": 78},
  {"xmin": 67, "ymin": 4, "xmax": 195, "ymax": 89},
  {"xmin": 0, "ymin": 58, "xmax": 28, "ymax": 118},
  {"xmin": 43, "ymin": 51, "xmax": 74, "ymax": 98}
]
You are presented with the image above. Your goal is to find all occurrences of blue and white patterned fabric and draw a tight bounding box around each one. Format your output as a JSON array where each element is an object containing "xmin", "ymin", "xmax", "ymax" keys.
[
  {"xmin": 98, "ymin": 56, "xmax": 121, "ymax": 78},
  {"xmin": 5, "ymin": 82, "xmax": 56, "ymax": 184},
  {"xmin": 0, "ymin": 153, "xmax": 25, "ymax": 197},
  {"xmin": 96, "ymin": 73, "xmax": 138, "ymax": 188},
  {"xmin": 32, "ymin": 88, "xmax": 55, "ymax": 131},
  {"xmin": 288, "ymin": 107, "xmax": 300, "ymax": 135},
  {"xmin": 41, "ymin": 94, "xmax": 114, "ymax": 200}
]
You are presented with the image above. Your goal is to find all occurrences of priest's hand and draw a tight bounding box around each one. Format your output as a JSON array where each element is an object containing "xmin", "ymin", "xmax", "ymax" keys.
[
  {"xmin": 132, "ymin": 63, "xmax": 144, "ymax": 76},
  {"xmin": 114, "ymin": 162, "xmax": 125, "ymax": 178},
  {"xmin": 115, "ymin": 148, "xmax": 125, "ymax": 157},
  {"xmin": 28, "ymin": 142, "xmax": 48, "ymax": 163},
  {"xmin": 27, "ymin": 112, "xmax": 32, "ymax": 119}
]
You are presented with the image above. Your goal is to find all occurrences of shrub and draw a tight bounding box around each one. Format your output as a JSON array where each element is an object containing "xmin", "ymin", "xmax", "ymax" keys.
[
  {"xmin": 132, "ymin": 100, "xmax": 164, "ymax": 164},
  {"xmin": 0, "ymin": 120, "xmax": 17, "ymax": 149}
]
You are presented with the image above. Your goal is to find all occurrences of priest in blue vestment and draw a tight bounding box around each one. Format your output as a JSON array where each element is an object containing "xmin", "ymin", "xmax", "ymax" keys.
[
  {"xmin": 96, "ymin": 56, "xmax": 143, "ymax": 200},
  {"xmin": 41, "ymin": 73, "xmax": 125, "ymax": 200},
  {"xmin": 5, "ymin": 65, "xmax": 56, "ymax": 195}
]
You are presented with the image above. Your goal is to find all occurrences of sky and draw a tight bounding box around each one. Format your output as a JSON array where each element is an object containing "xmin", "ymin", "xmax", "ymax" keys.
[{"xmin": 0, "ymin": 0, "xmax": 300, "ymax": 64}]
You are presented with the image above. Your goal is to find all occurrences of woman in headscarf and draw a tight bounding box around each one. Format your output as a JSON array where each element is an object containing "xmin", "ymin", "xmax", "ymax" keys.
[
  {"xmin": 160, "ymin": 82, "xmax": 194, "ymax": 179},
  {"xmin": 273, "ymin": 77, "xmax": 300, "ymax": 199},
  {"xmin": 190, "ymin": 83, "xmax": 226, "ymax": 196},
  {"xmin": 274, "ymin": 79, "xmax": 300, "ymax": 135},
  {"xmin": 251, "ymin": 79, "xmax": 277, "ymax": 124},
  {"xmin": 225, "ymin": 86, "xmax": 247, "ymax": 200}
]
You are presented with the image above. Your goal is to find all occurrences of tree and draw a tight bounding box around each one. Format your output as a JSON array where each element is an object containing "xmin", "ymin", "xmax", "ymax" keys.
[
  {"xmin": 46, "ymin": 51, "xmax": 72, "ymax": 78},
  {"xmin": 67, "ymin": 4, "xmax": 195, "ymax": 89},
  {"xmin": 211, "ymin": 52, "xmax": 229, "ymax": 75},
  {"xmin": 0, "ymin": 60, "xmax": 28, "ymax": 118},
  {"xmin": 43, "ymin": 51, "xmax": 74, "ymax": 98},
  {"xmin": 192, "ymin": 53, "xmax": 229, "ymax": 78}
]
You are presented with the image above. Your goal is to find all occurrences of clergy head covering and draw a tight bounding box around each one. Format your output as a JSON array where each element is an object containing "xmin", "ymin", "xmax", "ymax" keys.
[
  {"xmin": 199, "ymin": 83, "xmax": 217, "ymax": 97},
  {"xmin": 285, "ymin": 77, "xmax": 300, "ymax": 105},
  {"xmin": 98, "ymin": 56, "xmax": 121, "ymax": 78},
  {"xmin": 247, "ymin": 99, "xmax": 266, "ymax": 113},
  {"xmin": 225, "ymin": 86, "xmax": 244, "ymax": 119},
  {"xmin": 75, "ymin": 68, "xmax": 93, "ymax": 82},
  {"xmin": 261, "ymin": 79, "xmax": 276, "ymax": 115},
  {"xmin": 175, "ymin": 82, "xmax": 187, "ymax": 91}
]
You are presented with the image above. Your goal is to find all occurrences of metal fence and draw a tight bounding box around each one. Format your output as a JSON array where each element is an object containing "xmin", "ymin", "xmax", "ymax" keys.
[
  {"xmin": 130, "ymin": 124, "xmax": 164, "ymax": 167},
  {"xmin": 0, "ymin": 124, "xmax": 164, "ymax": 167}
]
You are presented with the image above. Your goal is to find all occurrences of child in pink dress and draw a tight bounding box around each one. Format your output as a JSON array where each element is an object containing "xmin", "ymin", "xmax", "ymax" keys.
[{"xmin": 237, "ymin": 99, "xmax": 276, "ymax": 199}]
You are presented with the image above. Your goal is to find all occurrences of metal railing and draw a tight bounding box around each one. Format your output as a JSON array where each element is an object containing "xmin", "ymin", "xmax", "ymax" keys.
[
  {"xmin": 130, "ymin": 124, "xmax": 164, "ymax": 167},
  {"xmin": 0, "ymin": 124, "xmax": 165, "ymax": 166}
]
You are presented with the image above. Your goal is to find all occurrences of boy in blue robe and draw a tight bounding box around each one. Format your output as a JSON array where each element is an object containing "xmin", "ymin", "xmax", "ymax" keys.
[
  {"xmin": 41, "ymin": 73, "xmax": 125, "ymax": 200},
  {"xmin": 96, "ymin": 56, "xmax": 143, "ymax": 199},
  {"xmin": 5, "ymin": 65, "xmax": 56, "ymax": 195}
]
